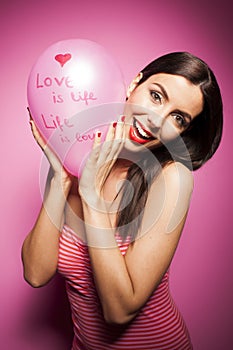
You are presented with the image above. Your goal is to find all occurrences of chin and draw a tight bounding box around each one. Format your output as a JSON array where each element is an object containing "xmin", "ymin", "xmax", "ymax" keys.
[{"xmin": 122, "ymin": 139, "xmax": 161, "ymax": 157}]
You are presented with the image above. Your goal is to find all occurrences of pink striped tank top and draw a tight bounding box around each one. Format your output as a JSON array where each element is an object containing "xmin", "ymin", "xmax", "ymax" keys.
[{"xmin": 58, "ymin": 225, "xmax": 193, "ymax": 350}]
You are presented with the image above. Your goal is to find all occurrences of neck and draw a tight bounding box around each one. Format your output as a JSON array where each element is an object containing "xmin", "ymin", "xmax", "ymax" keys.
[
  {"xmin": 117, "ymin": 148, "xmax": 141, "ymax": 166},
  {"xmin": 114, "ymin": 158, "xmax": 133, "ymax": 171}
]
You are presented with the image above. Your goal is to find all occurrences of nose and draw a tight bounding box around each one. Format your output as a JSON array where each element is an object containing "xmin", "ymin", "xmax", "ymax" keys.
[{"xmin": 147, "ymin": 112, "xmax": 164, "ymax": 131}]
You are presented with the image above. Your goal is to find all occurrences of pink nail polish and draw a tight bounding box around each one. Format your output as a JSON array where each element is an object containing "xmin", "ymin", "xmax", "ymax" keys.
[{"xmin": 121, "ymin": 116, "xmax": 126, "ymax": 122}]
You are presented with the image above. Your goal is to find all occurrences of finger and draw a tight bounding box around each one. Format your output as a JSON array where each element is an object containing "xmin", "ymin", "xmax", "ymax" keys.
[
  {"xmin": 105, "ymin": 117, "xmax": 125, "ymax": 143},
  {"xmin": 28, "ymin": 107, "xmax": 47, "ymax": 150},
  {"xmin": 93, "ymin": 130, "xmax": 102, "ymax": 149},
  {"xmin": 29, "ymin": 119, "xmax": 47, "ymax": 151},
  {"xmin": 27, "ymin": 107, "xmax": 33, "ymax": 121},
  {"xmin": 86, "ymin": 131, "xmax": 102, "ymax": 165},
  {"xmin": 106, "ymin": 117, "xmax": 125, "ymax": 160},
  {"xmin": 114, "ymin": 116, "xmax": 126, "ymax": 141},
  {"xmin": 97, "ymin": 122, "xmax": 117, "ymax": 162},
  {"xmin": 105, "ymin": 121, "xmax": 117, "ymax": 142},
  {"xmin": 97, "ymin": 119, "xmax": 124, "ymax": 167}
]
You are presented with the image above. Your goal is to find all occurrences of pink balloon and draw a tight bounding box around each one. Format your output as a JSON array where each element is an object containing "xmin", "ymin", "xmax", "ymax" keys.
[{"xmin": 27, "ymin": 39, "xmax": 126, "ymax": 176}]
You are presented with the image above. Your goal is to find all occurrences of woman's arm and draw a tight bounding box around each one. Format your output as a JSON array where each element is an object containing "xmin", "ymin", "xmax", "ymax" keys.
[
  {"xmin": 22, "ymin": 118, "xmax": 72, "ymax": 287},
  {"xmin": 79, "ymin": 123, "xmax": 193, "ymax": 324}
]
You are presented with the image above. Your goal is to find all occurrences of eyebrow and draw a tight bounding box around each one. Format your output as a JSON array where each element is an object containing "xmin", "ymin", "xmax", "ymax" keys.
[
  {"xmin": 152, "ymin": 82, "xmax": 192, "ymax": 122},
  {"xmin": 152, "ymin": 82, "xmax": 169, "ymax": 101}
]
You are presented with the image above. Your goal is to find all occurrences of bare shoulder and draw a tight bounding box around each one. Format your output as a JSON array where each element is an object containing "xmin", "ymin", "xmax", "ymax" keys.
[
  {"xmin": 149, "ymin": 161, "xmax": 194, "ymax": 203},
  {"xmin": 161, "ymin": 161, "xmax": 194, "ymax": 191},
  {"xmin": 140, "ymin": 162, "xmax": 194, "ymax": 236}
]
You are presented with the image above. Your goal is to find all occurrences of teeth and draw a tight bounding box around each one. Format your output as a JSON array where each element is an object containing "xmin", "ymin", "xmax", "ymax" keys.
[{"xmin": 135, "ymin": 120, "xmax": 151, "ymax": 139}]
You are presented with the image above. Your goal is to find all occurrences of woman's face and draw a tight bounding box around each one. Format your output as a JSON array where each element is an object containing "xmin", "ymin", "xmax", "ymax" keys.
[{"xmin": 123, "ymin": 73, "xmax": 203, "ymax": 151}]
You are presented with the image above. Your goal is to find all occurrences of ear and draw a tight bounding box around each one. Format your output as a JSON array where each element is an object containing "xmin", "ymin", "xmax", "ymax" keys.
[{"xmin": 126, "ymin": 72, "xmax": 143, "ymax": 98}]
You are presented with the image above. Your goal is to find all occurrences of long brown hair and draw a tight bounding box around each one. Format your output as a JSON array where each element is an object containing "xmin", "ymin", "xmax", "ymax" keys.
[{"xmin": 116, "ymin": 52, "xmax": 223, "ymax": 240}]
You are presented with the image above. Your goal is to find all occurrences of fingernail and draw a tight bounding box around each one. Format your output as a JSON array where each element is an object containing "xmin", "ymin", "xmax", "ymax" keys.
[
  {"xmin": 121, "ymin": 116, "xmax": 126, "ymax": 122},
  {"xmin": 113, "ymin": 122, "xmax": 117, "ymax": 128},
  {"xmin": 97, "ymin": 132, "xmax": 101, "ymax": 137}
]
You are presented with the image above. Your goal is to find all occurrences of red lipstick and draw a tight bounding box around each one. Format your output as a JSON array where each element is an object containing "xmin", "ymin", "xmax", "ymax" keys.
[{"xmin": 129, "ymin": 118, "xmax": 155, "ymax": 144}]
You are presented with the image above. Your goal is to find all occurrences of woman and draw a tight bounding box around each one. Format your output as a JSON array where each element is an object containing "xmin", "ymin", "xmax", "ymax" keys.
[{"xmin": 22, "ymin": 52, "xmax": 223, "ymax": 349}]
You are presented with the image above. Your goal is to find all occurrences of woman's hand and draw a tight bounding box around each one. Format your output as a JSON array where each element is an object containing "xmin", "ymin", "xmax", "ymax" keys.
[
  {"xmin": 28, "ymin": 108, "xmax": 72, "ymax": 190},
  {"xmin": 79, "ymin": 118, "xmax": 125, "ymax": 209}
]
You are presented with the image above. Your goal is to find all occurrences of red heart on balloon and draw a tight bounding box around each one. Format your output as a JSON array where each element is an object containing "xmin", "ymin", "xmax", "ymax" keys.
[{"xmin": 55, "ymin": 53, "xmax": 71, "ymax": 67}]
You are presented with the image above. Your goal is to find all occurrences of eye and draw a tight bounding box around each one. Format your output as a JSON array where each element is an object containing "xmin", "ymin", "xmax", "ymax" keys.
[
  {"xmin": 172, "ymin": 114, "xmax": 186, "ymax": 128},
  {"xmin": 150, "ymin": 90, "xmax": 162, "ymax": 103}
]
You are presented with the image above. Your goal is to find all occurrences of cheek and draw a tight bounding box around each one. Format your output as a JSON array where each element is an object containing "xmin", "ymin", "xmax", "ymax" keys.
[
  {"xmin": 160, "ymin": 121, "xmax": 180, "ymax": 142},
  {"xmin": 127, "ymin": 88, "xmax": 149, "ymax": 108}
]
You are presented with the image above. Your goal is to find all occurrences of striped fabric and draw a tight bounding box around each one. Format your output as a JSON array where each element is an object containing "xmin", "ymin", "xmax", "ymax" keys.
[{"xmin": 58, "ymin": 225, "xmax": 193, "ymax": 350}]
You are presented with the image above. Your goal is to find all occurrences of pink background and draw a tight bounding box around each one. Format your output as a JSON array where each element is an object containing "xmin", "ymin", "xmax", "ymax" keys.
[{"xmin": 1, "ymin": 0, "xmax": 232, "ymax": 349}]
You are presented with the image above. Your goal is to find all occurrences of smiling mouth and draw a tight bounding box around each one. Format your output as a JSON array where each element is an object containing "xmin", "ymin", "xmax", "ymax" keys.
[{"xmin": 129, "ymin": 118, "xmax": 156, "ymax": 144}]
